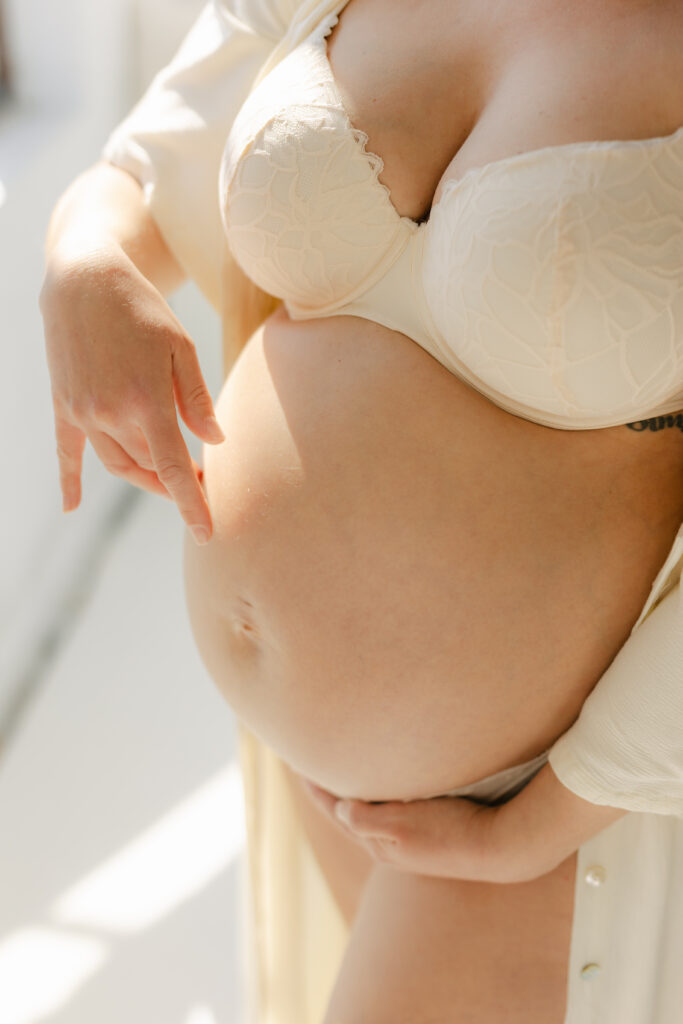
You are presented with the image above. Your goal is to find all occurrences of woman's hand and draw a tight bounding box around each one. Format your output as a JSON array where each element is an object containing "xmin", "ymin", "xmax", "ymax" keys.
[
  {"xmin": 39, "ymin": 241, "xmax": 225, "ymax": 543},
  {"xmin": 304, "ymin": 778, "xmax": 505, "ymax": 881},
  {"xmin": 303, "ymin": 763, "xmax": 628, "ymax": 884}
]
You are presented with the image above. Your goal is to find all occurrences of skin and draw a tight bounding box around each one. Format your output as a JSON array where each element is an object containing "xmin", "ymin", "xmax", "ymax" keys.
[
  {"xmin": 41, "ymin": 0, "xmax": 683, "ymax": 1020},
  {"xmin": 40, "ymin": 165, "xmax": 221, "ymax": 542},
  {"xmin": 301, "ymin": 764, "xmax": 628, "ymax": 885},
  {"xmin": 181, "ymin": 1, "xmax": 683, "ymax": 1019},
  {"xmin": 185, "ymin": 311, "xmax": 683, "ymax": 798}
]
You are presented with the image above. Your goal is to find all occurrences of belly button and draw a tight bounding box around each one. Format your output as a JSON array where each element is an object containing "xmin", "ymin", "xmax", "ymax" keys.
[
  {"xmin": 230, "ymin": 597, "xmax": 261, "ymax": 643},
  {"xmin": 232, "ymin": 617, "xmax": 258, "ymax": 639}
]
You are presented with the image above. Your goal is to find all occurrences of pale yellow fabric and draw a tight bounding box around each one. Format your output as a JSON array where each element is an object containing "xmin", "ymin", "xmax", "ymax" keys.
[
  {"xmin": 100, "ymin": 2, "xmax": 683, "ymax": 1020},
  {"xmin": 238, "ymin": 725, "xmax": 347, "ymax": 1023}
]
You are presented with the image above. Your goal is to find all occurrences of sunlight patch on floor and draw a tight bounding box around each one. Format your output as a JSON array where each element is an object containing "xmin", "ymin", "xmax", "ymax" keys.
[
  {"xmin": 53, "ymin": 763, "xmax": 245, "ymax": 934},
  {"xmin": 0, "ymin": 763, "xmax": 245, "ymax": 1023},
  {"xmin": 185, "ymin": 1005, "xmax": 219, "ymax": 1024},
  {"xmin": 0, "ymin": 927, "xmax": 107, "ymax": 1024}
]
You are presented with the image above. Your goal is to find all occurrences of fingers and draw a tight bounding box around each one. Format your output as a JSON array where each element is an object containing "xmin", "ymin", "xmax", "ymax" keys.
[
  {"xmin": 301, "ymin": 779, "xmax": 338, "ymax": 811},
  {"xmin": 56, "ymin": 401, "xmax": 208, "ymax": 527},
  {"xmin": 42, "ymin": 252, "xmax": 217, "ymax": 527},
  {"xmin": 141, "ymin": 411, "xmax": 213, "ymax": 541},
  {"xmin": 54, "ymin": 413, "xmax": 86, "ymax": 512},
  {"xmin": 89, "ymin": 429, "xmax": 174, "ymax": 500},
  {"xmin": 301, "ymin": 779, "xmax": 402, "ymax": 866},
  {"xmin": 303, "ymin": 779, "xmax": 402, "ymax": 839},
  {"xmin": 109, "ymin": 426, "xmax": 204, "ymax": 492},
  {"xmin": 335, "ymin": 799, "xmax": 404, "ymax": 838},
  {"xmin": 55, "ymin": 405, "xmax": 172, "ymax": 511},
  {"xmin": 170, "ymin": 336, "xmax": 225, "ymax": 444},
  {"xmin": 118, "ymin": 425, "xmax": 156, "ymax": 472}
]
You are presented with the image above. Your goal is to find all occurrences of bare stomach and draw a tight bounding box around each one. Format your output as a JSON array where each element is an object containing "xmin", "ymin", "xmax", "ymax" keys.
[{"xmin": 183, "ymin": 306, "xmax": 683, "ymax": 801}]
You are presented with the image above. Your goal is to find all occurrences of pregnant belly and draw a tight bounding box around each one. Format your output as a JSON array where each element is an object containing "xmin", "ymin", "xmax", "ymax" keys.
[{"xmin": 183, "ymin": 307, "xmax": 683, "ymax": 801}]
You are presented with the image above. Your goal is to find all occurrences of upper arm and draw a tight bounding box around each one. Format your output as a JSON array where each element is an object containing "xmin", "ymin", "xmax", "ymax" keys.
[{"xmin": 100, "ymin": 0, "xmax": 308, "ymax": 309}]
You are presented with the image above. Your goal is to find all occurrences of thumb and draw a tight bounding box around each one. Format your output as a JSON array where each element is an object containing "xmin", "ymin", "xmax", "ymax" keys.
[
  {"xmin": 335, "ymin": 799, "xmax": 405, "ymax": 838},
  {"xmin": 171, "ymin": 335, "xmax": 225, "ymax": 444}
]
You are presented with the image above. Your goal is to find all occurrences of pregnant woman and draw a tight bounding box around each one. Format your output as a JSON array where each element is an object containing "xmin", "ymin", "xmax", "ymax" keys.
[{"xmin": 41, "ymin": 0, "xmax": 683, "ymax": 1021}]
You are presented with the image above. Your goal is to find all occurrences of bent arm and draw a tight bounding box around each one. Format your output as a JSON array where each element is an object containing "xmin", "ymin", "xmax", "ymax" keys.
[
  {"xmin": 462, "ymin": 524, "xmax": 683, "ymax": 881},
  {"xmin": 547, "ymin": 534, "xmax": 683, "ymax": 817},
  {"xmin": 44, "ymin": 161, "xmax": 186, "ymax": 297},
  {"xmin": 49, "ymin": 0, "xmax": 315, "ymax": 302},
  {"xmin": 98, "ymin": 0, "xmax": 306, "ymax": 311}
]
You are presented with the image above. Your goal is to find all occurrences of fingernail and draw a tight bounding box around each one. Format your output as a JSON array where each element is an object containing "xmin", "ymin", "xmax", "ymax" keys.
[
  {"xmin": 335, "ymin": 801, "xmax": 353, "ymax": 827},
  {"xmin": 205, "ymin": 416, "xmax": 225, "ymax": 442},
  {"xmin": 192, "ymin": 525, "xmax": 210, "ymax": 545}
]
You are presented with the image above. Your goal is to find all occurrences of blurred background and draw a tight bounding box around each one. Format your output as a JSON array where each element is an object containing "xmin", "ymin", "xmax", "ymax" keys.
[{"xmin": 0, "ymin": 1, "xmax": 248, "ymax": 1021}]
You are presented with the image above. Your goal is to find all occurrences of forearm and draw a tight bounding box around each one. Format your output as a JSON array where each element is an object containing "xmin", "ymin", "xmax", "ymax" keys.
[
  {"xmin": 489, "ymin": 533, "xmax": 683, "ymax": 882},
  {"xmin": 44, "ymin": 160, "xmax": 186, "ymax": 296},
  {"xmin": 492, "ymin": 762, "xmax": 628, "ymax": 882}
]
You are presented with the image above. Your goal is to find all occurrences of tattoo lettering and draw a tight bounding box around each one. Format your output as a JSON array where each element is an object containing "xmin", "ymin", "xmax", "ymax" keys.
[{"xmin": 626, "ymin": 415, "xmax": 683, "ymax": 434}]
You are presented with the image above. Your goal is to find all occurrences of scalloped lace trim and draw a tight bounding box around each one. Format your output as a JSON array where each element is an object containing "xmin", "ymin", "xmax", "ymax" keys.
[{"xmin": 315, "ymin": 9, "xmax": 420, "ymax": 226}]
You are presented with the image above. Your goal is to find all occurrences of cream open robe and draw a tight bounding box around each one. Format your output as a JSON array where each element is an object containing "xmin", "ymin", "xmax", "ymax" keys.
[{"xmin": 101, "ymin": 2, "xmax": 683, "ymax": 1020}]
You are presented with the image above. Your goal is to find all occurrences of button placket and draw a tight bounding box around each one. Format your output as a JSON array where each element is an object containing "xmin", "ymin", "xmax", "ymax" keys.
[{"xmin": 577, "ymin": 862, "xmax": 608, "ymax": 987}]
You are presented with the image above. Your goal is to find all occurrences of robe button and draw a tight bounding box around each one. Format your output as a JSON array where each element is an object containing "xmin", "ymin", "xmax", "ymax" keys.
[
  {"xmin": 580, "ymin": 962, "xmax": 601, "ymax": 980},
  {"xmin": 584, "ymin": 865, "xmax": 607, "ymax": 887}
]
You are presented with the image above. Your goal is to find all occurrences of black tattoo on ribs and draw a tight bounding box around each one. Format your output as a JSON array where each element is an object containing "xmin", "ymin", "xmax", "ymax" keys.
[{"xmin": 626, "ymin": 415, "xmax": 683, "ymax": 434}]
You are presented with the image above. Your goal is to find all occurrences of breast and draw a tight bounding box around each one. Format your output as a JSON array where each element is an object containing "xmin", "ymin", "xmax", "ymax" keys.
[
  {"xmin": 220, "ymin": 25, "xmax": 683, "ymax": 430},
  {"xmin": 183, "ymin": 308, "xmax": 683, "ymax": 801},
  {"xmin": 420, "ymin": 141, "xmax": 683, "ymax": 428},
  {"xmin": 219, "ymin": 23, "xmax": 413, "ymax": 315}
]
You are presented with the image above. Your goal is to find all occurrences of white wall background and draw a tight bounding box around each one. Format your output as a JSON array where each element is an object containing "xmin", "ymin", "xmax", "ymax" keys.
[
  {"xmin": 0, "ymin": 3, "xmax": 249, "ymax": 1022},
  {"xmin": 0, "ymin": 0, "xmax": 221, "ymax": 728}
]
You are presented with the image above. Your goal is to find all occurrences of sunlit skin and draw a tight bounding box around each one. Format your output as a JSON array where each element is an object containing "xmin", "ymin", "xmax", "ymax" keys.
[
  {"xmin": 40, "ymin": 7, "xmax": 683, "ymax": 1016},
  {"xmin": 183, "ymin": 308, "xmax": 682, "ymax": 1020},
  {"xmin": 182, "ymin": 0, "xmax": 683, "ymax": 1018},
  {"xmin": 185, "ymin": 307, "xmax": 683, "ymax": 801}
]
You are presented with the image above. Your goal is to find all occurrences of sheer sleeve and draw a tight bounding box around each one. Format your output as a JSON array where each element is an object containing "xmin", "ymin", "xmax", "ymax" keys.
[
  {"xmin": 100, "ymin": 0, "xmax": 303, "ymax": 311},
  {"xmin": 548, "ymin": 524, "xmax": 683, "ymax": 816}
]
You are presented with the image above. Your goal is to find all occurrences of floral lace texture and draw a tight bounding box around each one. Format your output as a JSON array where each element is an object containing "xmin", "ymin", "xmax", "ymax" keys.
[{"xmin": 220, "ymin": 11, "xmax": 683, "ymax": 427}]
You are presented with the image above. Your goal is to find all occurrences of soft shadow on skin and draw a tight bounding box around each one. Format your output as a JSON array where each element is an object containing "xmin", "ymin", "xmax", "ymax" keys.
[
  {"xmin": 198, "ymin": 308, "xmax": 683, "ymax": 803},
  {"xmin": 259, "ymin": 306, "xmax": 683, "ymax": 491}
]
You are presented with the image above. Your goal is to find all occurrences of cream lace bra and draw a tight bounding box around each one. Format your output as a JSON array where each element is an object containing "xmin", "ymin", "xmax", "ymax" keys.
[{"xmin": 220, "ymin": 8, "xmax": 683, "ymax": 429}]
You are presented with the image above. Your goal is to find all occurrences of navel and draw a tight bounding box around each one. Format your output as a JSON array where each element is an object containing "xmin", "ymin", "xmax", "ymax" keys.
[{"xmin": 229, "ymin": 596, "xmax": 262, "ymax": 648}]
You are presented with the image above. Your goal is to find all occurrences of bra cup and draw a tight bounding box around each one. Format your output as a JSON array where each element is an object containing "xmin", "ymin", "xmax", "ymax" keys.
[
  {"xmin": 220, "ymin": 22, "xmax": 408, "ymax": 313},
  {"xmin": 421, "ymin": 146, "xmax": 683, "ymax": 422},
  {"xmin": 219, "ymin": 14, "xmax": 683, "ymax": 425},
  {"xmin": 221, "ymin": 102, "xmax": 405, "ymax": 310}
]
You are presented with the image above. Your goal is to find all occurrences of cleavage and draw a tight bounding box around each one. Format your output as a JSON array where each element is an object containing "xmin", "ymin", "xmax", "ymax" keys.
[
  {"xmin": 324, "ymin": 0, "xmax": 485, "ymax": 224},
  {"xmin": 324, "ymin": 0, "xmax": 683, "ymax": 225}
]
